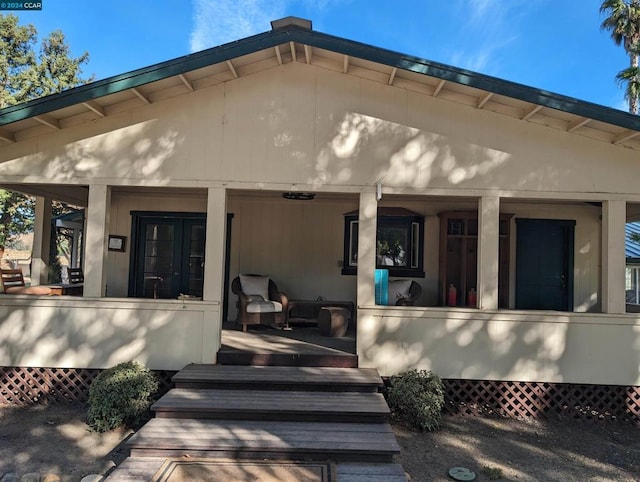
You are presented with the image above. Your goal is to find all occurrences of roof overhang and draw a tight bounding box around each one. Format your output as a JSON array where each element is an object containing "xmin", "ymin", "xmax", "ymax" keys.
[{"xmin": 1, "ymin": 18, "xmax": 639, "ymax": 149}]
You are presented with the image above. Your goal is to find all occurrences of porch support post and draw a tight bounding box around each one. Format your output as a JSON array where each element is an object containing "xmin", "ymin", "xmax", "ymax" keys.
[
  {"xmin": 477, "ymin": 196, "xmax": 500, "ymax": 310},
  {"xmin": 203, "ymin": 187, "xmax": 226, "ymax": 303},
  {"xmin": 84, "ymin": 184, "xmax": 110, "ymax": 297},
  {"xmin": 602, "ymin": 200, "xmax": 626, "ymax": 314},
  {"xmin": 31, "ymin": 196, "xmax": 52, "ymax": 285},
  {"xmin": 202, "ymin": 187, "xmax": 226, "ymax": 364},
  {"xmin": 357, "ymin": 191, "xmax": 377, "ymax": 307}
]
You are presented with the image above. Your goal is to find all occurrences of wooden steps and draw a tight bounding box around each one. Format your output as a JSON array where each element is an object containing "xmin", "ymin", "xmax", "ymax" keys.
[
  {"xmin": 128, "ymin": 418, "xmax": 397, "ymax": 462},
  {"xmin": 151, "ymin": 388, "xmax": 389, "ymax": 423},
  {"xmin": 216, "ymin": 349, "xmax": 358, "ymax": 367},
  {"xmin": 109, "ymin": 364, "xmax": 405, "ymax": 481},
  {"xmin": 173, "ymin": 364, "xmax": 383, "ymax": 392}
]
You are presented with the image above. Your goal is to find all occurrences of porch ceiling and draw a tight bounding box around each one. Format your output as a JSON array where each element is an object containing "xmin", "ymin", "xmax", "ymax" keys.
[
  {"xmin": 0, "ymin": 21, "xmax": 639, "ymax": 151},
  {"xmin": 0, "ymin": 183, "xmax": 89, "ymax": 206}
]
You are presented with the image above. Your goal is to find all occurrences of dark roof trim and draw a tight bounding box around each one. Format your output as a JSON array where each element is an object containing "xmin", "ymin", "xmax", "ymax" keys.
[{"xmin": 1, "ymin": 25, "xmax": 639, "ymax": 132}]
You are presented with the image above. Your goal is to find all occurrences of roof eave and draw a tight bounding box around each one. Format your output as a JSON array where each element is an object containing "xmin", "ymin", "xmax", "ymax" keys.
[{"xmin": 1, "ymin": 25, "xmax": 639, "ymax": 133}]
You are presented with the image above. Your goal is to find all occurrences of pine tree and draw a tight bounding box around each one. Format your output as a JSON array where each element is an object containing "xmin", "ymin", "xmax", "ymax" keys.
[
  {"xmin": 0, "ymin": 14, "xmax": 92, "ymax": 108},
  {"xmin": 0, "ymin": 14, "xmax": 92, "ymax": 245}
]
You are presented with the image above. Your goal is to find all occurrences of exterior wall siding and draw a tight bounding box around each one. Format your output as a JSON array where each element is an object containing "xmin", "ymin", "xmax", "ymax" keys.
[
  {"xmin": 0, "ymin": 63, "xmax": 638, "ymax": 199},
  {"xmin": 0, "ymin": 298, "xmax": 220, "ymax": 370},
  {"xmin": 0, "ymin": 60, "xmax": 638, "ymax": 385},
  {"xmin": 358, "ymin": 308, "xmax": 640, "ymax": 386}
]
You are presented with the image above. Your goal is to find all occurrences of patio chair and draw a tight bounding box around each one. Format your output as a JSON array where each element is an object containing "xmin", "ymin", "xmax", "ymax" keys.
[
  {"xmin": 0, "ymin": 269, "xmax": 52, "ymax": 295},
  {"xmin": 231, "ymin": 274, "xmax": 289, "ymax": 332},
  {"xmin": 388, "ymin": 279, "xmax": 422, "ymax": 306},
  {"xmin": 67, "ymin": 267, "xmax": 84, "ymax": 284}
]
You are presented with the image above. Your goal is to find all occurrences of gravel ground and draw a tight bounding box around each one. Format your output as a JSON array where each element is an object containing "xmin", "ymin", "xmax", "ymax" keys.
[{"xmin": 0, "ymin": 404, "xmax": 638, "ymax": 481}]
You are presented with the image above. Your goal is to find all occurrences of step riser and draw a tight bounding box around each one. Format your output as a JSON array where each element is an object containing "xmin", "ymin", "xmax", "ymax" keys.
[
  {"xmin": 173, "ymin": 381, "xmax": 378, "ymax": 392},
  {"xmin": 129, "ymin": 447, "xmax": 395, "ymax": 463},
  {"xmin": 153, "ymin": 411, "xmax": 387, "ymax": 424},
  {"xmin": 217, "ymin": 353, "xmax": 358, "ymax": 368}
]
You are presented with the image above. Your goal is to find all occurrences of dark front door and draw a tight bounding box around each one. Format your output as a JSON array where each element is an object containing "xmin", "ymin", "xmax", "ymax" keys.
[
  {"xmin": 515, "ymin": 219, "xmax": 575, "ymax": 311},
  {"xmin": 130, "ymin": 213, "xmax": 206, "ymax": 299}
]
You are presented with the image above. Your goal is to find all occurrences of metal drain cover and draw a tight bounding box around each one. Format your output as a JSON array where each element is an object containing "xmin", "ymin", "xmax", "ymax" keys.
[{"xmin": 448, "ymin": 466, "xmax": 476, "ymax": 481}]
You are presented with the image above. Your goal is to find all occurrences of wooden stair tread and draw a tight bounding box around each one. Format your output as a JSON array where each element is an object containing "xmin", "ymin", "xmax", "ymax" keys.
[
  {"xmin": 152, "ymin": 388, "xmax": 389, "ymax": 416},
  {"xmin": 173, "ymin": 364, "xmax": 382, "ymax": 390},
  {"xmin": 106, "ymin": 458, "xmax": 407, "ymax": 482},
  {"xmin": 336, "ymin": 463, "xmax": 408, "ymax": 481},
  {"xmin": 127, "ymin": 418, "xmax": 400, "ymax": 453}
]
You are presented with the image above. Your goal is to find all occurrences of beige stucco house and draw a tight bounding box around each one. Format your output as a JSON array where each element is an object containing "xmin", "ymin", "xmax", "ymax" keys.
[{"xmin": 1, "ymin": 18, "xmax": 639, "ymax": 416}]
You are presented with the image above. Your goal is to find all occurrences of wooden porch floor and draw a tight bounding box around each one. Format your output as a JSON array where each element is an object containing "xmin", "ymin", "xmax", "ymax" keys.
[{"xmin": 219, "ymin": 320, "xmax": 357, "ymax": 367}]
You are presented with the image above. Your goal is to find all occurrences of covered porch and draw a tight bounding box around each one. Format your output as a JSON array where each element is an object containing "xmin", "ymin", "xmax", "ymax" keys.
[{"xmin": 0, "ymin": 183, "xmax": 639, "ymax": 387}]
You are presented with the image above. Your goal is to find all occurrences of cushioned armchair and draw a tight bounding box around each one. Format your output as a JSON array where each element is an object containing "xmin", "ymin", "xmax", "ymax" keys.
[{"xmin": 231, "ymin": 274, "xmax": 289, "ymax": 332}]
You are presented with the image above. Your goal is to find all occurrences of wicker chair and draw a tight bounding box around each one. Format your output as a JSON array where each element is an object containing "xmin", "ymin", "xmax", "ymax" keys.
[{"xmin": 231, "ymin": 274, "xmax": 289, "ymax": 332}]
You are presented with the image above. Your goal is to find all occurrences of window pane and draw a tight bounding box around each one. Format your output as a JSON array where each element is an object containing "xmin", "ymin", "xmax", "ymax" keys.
[
  {"xmin": 349, "ymin": 221, "xmax": 358, "ymax": 266},
  {"xmin": 626, "ymin": 267, "xmax": 639, "ymax": 303},
  {"xmin": 377, "ymin": 227, "xmax": 408, "ymax": 267}
]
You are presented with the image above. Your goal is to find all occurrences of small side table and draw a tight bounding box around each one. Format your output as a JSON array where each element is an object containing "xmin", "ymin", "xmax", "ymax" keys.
[{"xmin": 318, "ymin": 306, "xmax": 350, "ymax": 337}]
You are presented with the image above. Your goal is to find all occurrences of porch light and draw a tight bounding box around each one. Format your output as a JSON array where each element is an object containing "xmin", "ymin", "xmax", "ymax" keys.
[{"xmin": 282, "ymin": 192, "xmax": 315, "ymax": 200}]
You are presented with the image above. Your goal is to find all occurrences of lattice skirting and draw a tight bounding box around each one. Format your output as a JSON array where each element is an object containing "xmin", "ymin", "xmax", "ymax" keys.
[
  {"xmin": 0, "ymin": 366, "xmax": 176, "ymax": 405},
  {"xmin": 443, "ymin": 379, "xmax": 640, "ymax": 425}
]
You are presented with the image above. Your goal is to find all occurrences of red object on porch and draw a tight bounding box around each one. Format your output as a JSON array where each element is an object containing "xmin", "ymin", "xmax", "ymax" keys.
[
  {"xmin": 447, "ymin": 284, "xmax": 457, "ymax": 306},
  {"xmin": 467, "ymin": 288, "xmax": 477, "ymax": 307}
]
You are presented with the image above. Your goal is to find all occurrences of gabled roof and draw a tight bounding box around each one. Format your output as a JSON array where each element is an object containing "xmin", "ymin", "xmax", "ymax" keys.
[{"xmin": 1, "ymin": 17, "xmax": 639, "ymax": 149}]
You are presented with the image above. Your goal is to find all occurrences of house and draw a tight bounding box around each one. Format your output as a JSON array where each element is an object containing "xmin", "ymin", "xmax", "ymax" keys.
[{"xmin": 1, "ymin": 18, "xmax": 639, "ymax": 417}]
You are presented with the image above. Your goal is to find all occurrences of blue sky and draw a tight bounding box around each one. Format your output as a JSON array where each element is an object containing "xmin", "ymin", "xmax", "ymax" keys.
[{"xmin": 11, "ymin": 0, "xmax": 631, "ymax": 111}]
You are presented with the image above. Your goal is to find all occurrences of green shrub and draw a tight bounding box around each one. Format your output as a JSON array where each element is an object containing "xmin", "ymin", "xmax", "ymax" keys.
[
  {"xmin": 87, "ymin": 361, "xmax": 159, "ymax": 432},
  {"xmin": 386, "ymin": 369, "xmax": 445, "ymax": 431}
]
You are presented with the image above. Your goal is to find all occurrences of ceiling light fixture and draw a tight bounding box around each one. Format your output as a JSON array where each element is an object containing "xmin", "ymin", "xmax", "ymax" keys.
[{"xmin": 282, "ymin": 192, "xmax": 315, "ymax": 200}]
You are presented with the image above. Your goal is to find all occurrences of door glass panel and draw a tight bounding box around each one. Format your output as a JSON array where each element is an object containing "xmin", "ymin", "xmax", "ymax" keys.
[
  {"xmin": 142, "ymin": 224, "xmax": 174, "ymax": 299},
  {"xmin": 187, "ymin": 224, "xmax": 205, "ymax": 297}
]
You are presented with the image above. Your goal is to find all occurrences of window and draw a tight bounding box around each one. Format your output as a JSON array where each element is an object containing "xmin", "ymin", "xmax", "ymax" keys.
[
  {"xmin": 342, "ymin": 208, "xmax": 425, "ymax": 277},
  {"xmin": 626, "ymin": 265, "xmax": 640, "ymax": 304}
]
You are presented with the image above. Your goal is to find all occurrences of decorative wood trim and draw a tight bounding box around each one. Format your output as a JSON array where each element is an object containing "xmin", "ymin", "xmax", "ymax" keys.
[
  {"xmin": 275, "ymin": 45, "xmax": 283, "ymax": 65},
  {"xmin": 131, "ymin": 87, "xmax": 151, "ymax": 104},
  {"xmin": 388, "ymin": 67, "xmax": 397, "ymax": 86},
  {"xmin": 34, "ymin": 114, "xmax": 60, "ymax": 129},
  {"xmin": 290, "ymin": 41, "xmax": 297, "ymax": 62},
  {"xmin": 304, "ymin": 45, "xmax": 312, "ymax": 64},
  {"xmin": 82, "ymin": 100, "xmax": 106, "ymax": 118},
  {"xmin": 226, "ymin": 60, "xmax": 239, "ymax": 79},
  {"xmin": 522, "ymin": 105, "xmax": 542, "ymax": 121},
  {"xmin": 567, "ymin": 117, "xmax": 590, "ymax": 132},
  {"xmin": 343, "ymin": 55, "xmax": 350, "ymax": 74},
  {"xmin": 433, "ymin": 79, "xmax": 446, "ymax": 97},
  {"xmin": 477, "ymin": 92, "xmax": 493, "ymax": 109},
  {"xmin": 613, "ymin": 129, "xmax": 640, "ymax": 144},
  {"xmin": 178, "ymin": 74, "xmax": 194, "ymax": 92}
]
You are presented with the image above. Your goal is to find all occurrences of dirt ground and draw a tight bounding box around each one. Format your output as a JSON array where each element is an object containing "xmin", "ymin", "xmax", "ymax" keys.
[{"xmin": 0, "ymin": 404, "xmax": 638, "ymax": 481}]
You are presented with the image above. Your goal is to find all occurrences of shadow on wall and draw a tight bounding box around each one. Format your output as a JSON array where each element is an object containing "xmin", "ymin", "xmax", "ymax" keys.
[
  {"xmin": 0, "ymin": 302, "xmax": 212, "ymax": 370},
  {"xmin": 359, "ymin": 310, "xmax": 640, "ymax": 387},
  {"xmin": 0, "ymin": 118, "xmax": 184, "ymax": 184},
  {"xmin": 311, "ymin": 111, "xmax": 514, "ymax": 190}
]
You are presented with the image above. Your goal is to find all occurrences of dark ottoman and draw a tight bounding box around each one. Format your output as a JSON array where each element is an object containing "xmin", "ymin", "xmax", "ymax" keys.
[{"xmin": 318, "ymin": 306, "xmax": 350, "ymax": 337}]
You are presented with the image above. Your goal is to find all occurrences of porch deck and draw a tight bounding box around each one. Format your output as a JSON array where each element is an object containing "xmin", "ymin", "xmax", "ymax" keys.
[{"xmin": 219, "ymin": 320, "xmax": 357, "ymax": 367}]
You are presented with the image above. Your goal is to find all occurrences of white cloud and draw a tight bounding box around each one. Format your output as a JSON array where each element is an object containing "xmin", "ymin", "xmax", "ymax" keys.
[
  {"xmin": 442, "ymin": 0, "xmax": 532, "ymax": 75},
  {"xmin": 190, "ymin": 0, "xmax": 287, "ymax": 52}
]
